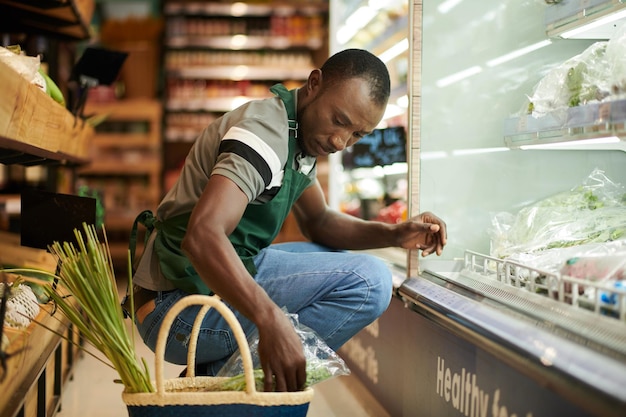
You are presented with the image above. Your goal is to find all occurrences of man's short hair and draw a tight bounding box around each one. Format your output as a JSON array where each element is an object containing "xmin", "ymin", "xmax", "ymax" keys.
[{"xmin": 320, "ymin": 49, "xmax": 391, "ymax": 107}]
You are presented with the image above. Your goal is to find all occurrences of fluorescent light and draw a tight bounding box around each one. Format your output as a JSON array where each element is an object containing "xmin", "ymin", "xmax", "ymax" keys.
[
  {"xmin": 486, "ymin": 40, "xmax": 552, "ymax": 67},
  {"xmin": 560, "ymin": 9, "xmax": 626, "ymax": 38},
  {"xmin": 452, "ymin": 147, "xmax": 510, "ymax": 156},
  {"xmin": 519, "ymin": 136, "xmax": 620, "ymax": 150},
  {"xmin": 438, "ymin": 0, "xmax": 464, "ymax": 14},
  {"xmin": 436, "ymin": 66, "xmax": 482, "ymax": 88},
  {"xmin": 378, "ymin": 38, "xmax": 409, "ymax": 63},
  {"xmin": 420, "ymin": 151, "xmax": 449, "ymax": 160},
  {"xmin": 336, "ymin": 6, "xmax": 378, "ymax": 44}
]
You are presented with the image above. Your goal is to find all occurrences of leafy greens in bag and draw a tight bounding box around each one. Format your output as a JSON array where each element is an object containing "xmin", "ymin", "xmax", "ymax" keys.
[{"xmin": 217, "ymin": 309, "xmax": 350, "ymax": 391}]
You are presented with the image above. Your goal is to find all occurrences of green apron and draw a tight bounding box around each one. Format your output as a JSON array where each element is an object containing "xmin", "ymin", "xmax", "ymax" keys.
[{"xmin": 130, "ymin": 84, "xmax": 313, "ymax": 295}]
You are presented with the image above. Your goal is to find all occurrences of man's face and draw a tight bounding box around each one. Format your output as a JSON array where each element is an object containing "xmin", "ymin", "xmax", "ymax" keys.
[{"xmin": 298, "ymin": 77, "xmax": 386, "ymax": 157}]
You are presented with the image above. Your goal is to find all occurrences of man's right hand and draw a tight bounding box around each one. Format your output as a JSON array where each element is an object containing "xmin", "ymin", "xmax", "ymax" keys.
[{"xmin": 256, "ymin": 307, "xmax": 307, "ymax": 392}]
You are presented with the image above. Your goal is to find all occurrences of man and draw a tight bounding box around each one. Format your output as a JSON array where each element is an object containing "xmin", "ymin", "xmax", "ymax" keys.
[{"xmin": 130, "ymin": 49, "xmax": 447, "ymax": 392}]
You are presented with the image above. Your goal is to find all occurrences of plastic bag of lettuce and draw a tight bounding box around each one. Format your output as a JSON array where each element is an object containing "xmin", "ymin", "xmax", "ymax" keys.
[
  {"xmin": 489, "ymin": 168, "xmax": 626, "ymax": 260},
  {"xmin": 216, "ymin": 309, "xmax": 350, "ymax": 391}
]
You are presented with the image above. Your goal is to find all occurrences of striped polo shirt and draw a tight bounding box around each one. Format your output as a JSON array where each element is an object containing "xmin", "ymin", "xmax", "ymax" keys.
[{"xmin": 157, "ymin": 92, "xmax": 317, "ymax": 221}]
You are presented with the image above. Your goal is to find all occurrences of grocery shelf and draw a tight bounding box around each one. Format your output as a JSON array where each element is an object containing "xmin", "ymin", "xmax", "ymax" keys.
[
  {"xmin": 166, "ymin": 96, "xmax": 266, "ymax": 113},
  {"xmin": 161, "ymin": 0, "xmax": 328, "ymax": 199},
  {"xmin": 503, "ymin": 98, "xmax": 626, "ymax": 151},
  {"xmin": 164, "ymin": 1, "xmax": 327, "ymax": 17},
  {"xmin": 166, "ymin": 35, "xmax": 324, "ymax": 50},
  {"xmin": 166, "ymin": 65, "xmax": 313, "ymax": 81},
  {"xmin": 546, "ymin": 0, "xmax": 626, "ymax": 39},
  {"xmin": 0, "ymin": 0, "xmax": 94, "ymax": 40}
]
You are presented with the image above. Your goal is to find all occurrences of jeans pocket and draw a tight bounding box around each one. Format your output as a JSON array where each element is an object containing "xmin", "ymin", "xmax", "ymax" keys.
[{"xmin": 164, "ymin": 315, "xmax": 236, "ymax": 366}]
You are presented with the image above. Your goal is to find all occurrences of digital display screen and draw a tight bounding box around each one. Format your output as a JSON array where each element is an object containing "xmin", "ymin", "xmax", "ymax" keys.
[{"xmin": 342, "ymin": 126, "xmax": 407, "ymax": 168}]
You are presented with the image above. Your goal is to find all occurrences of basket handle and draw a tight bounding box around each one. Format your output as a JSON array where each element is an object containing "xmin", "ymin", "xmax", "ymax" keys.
[{"xmin": 154, "ymin": 294, "xmax": 256, "ymax": 395}]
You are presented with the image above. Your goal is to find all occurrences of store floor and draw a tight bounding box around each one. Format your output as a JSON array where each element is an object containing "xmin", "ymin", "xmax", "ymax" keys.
[{"xmin": 56, "ymin": 320, "xmax": 390, "ymax": 417}]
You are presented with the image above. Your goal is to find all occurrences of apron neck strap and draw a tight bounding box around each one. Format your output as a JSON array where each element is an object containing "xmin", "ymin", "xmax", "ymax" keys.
[{"xmin": 270, "ymin": 83, "xmax": 298, "ymax": 140}]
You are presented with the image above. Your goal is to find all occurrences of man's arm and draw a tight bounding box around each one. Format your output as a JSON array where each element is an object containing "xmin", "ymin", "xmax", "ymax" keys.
[
  {"xmin": 181, "ymin": 174, "xmax": 306, "ymax": 392},
  {"xmin": 293, "ymin": 179, "xmax": 447, "ymax": 256}
]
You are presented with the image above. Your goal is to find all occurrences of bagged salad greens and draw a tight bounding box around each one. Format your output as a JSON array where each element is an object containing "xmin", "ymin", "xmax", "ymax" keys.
[
  {"xmin": 523, "ymin": 21, "xmax": 626, "ymax": 117},
  {"xmin": 489, "ymin": 168, "xmax": 626, "ymax": 262},
  {"xmin": 217, "ymin": 309, "xmax": 350, "ymax": 391}
]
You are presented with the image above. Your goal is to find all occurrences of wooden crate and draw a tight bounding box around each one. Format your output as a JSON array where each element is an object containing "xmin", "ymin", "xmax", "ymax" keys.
[{"xmin": 0, "ymin": 58, "xmax": 93, "ymax": 160}]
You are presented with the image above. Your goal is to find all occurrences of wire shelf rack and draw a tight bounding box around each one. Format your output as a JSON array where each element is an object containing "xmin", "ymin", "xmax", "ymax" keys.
[{"xmin": 463, "ymin": 249, "xmax": 626, "ymax": 322}]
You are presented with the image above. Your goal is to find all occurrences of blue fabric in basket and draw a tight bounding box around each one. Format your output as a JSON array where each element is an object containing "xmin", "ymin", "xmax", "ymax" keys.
[{"xmin": 127, "ymin": 403, "xmax": 310, "ymax": 417}]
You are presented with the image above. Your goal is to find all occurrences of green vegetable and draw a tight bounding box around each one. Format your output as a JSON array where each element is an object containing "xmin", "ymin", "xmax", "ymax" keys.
[
  {"xmin": 2, "ymin": 224, "xmax": 154, "ymax": 393},
  {"xmin": 219, "ymin": 364, "xmax": 333, "ymax": 392},
  {"xmin": 39, "ymin": 69, "xmax": 65, "ymax": 106},
  {"xmin": 45, "ymin": 224, "xmax": 153, "ymax": 393}
]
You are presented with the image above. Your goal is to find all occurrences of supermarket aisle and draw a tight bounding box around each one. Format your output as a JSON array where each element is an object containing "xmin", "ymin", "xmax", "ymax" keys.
[{"xmin": 56, "ymin": 321, "xmax": 389, "ymax": 417}]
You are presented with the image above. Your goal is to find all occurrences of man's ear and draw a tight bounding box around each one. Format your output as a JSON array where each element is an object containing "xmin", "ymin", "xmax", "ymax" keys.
[{"xmin": 306, "ymin": 69, "xmax": 322, "ymax": 94}]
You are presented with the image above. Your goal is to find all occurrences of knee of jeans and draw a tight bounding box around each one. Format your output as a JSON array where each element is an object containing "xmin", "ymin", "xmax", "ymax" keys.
[{"xmin": 356, "ymin": 255, "xmax": 393, "ymax": 317}]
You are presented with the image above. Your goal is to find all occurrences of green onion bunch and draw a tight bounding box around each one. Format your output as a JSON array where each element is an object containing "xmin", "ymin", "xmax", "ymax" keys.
[{"xmin": 44, "ymin": 223, "xmax": 154, "ymax": 393}]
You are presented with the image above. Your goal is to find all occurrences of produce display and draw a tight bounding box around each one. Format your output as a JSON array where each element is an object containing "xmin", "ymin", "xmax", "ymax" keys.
[
  {"xmin": 524, "ymin": 21, "xmax": 626, "ymax": 117},
  {"xmin": 489, "ymin": 169, "xmax": 626, "ymax": 260},
  {"xmin": 0, "ymin": 45, "xmax": 65, "ymax": 106}
]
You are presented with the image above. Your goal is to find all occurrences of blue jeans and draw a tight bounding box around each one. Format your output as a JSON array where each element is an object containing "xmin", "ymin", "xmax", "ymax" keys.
[{"xmin": 135, "ymin": 242, "xmax": 393, "ymax": 375}]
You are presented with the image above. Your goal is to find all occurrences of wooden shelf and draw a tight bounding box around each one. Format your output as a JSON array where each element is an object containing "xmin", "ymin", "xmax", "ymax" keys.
[
  {"xmin": 92, "ymin": 133, "xmax": 160, "ymax": 149},
  {"xmin": 79, "ymin": 159, "xmax": 161, "ymax": 175},
  {"xmin": 0, "ymin": 0, "xmax": 94, "ymax": 40},
  {"xmin": 0, "ymin": 300, "xmax": 81, "ymax": 417},
  {"xmin": 84, "ymin": 99, "xmax": 163, "ymax": 123}
]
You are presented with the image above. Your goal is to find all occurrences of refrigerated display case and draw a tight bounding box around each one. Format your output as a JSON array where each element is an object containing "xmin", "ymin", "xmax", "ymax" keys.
[{"xmin": 337, "ymin": 1, "xmax": 626, "ymax": 416}]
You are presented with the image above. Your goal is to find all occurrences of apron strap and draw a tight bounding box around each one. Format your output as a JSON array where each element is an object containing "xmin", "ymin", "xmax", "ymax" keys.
[
  {"xmin": 270, "ymin": 83, "xmax": 298, "ymax": 141},
  {"xmin": 129, "ymin": 209, "xmax": 157, "ymax": 271},
  {"xmin": 122, "ymin": 209, "xmax": 157, "ymax": 318}
]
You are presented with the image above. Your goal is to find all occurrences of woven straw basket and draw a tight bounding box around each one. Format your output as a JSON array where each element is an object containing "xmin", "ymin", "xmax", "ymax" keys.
[{"xmin": 122, "ymin": 294, "xmax": 314, "ymax": 417}]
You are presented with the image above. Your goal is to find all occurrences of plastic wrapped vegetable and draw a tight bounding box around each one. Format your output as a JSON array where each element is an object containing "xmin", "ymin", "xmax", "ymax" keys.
[
  {"xmin": 217, "ymin": 309, "xmax": 350, "ymax": 391},
  {"xmin": 525, "ymin": 41, "xmax": 610, "ymax": 117},
  {"xmin": 489, "ymin": 169, "xmax": 626, "ymax": 260}
]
